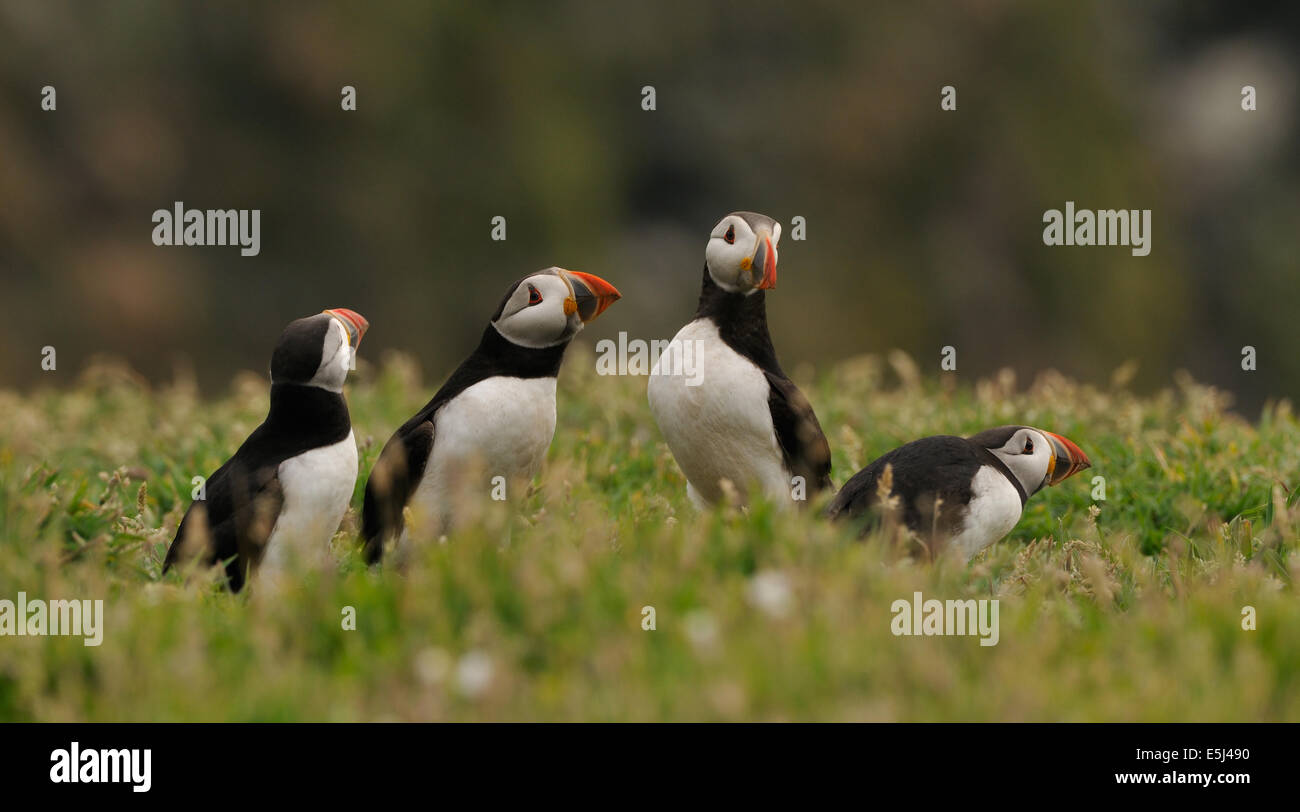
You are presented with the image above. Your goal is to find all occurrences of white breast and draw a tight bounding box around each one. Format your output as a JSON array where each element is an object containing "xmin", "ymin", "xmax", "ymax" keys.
[
  {"xmin": 947, "ymin": 466, "xmax": 1024, "ymax": 559},
  {"xmin": 407, "ymin": 375, "xmax": 557, "ymax": 536},
  {"xmin": 647, "ymin": 319, "xmax": 790, "ymax": 507},
  {"xmin": 261, "ymin": 430, "xmax": 359, "ymax": 575}
]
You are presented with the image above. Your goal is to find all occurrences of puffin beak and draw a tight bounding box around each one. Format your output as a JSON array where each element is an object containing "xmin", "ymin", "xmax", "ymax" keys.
[
  {"xmin": 325, "ymin": 308, "xmax": 369, "ymax": 347},
  {"xmin": 1044, "ymin": 431, "xmax": 1091, "ymax": 486},
  {"xmin": 562, "ymin": 270, "xmax": 622, "ymax": 323},
  {"xmin": 752, "ymin": 230, "xmax": 777, "ymax": 290}
]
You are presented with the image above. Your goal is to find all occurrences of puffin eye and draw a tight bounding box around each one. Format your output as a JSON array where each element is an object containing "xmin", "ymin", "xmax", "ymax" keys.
[
  {"xmin": 527, "ymin": 285, "xmax": 543, "ymax": 306},
  {"xmin": 1023, "ymin": 437, "xmax": 1034, "ymax": 454},
  {"xmin": 724, "ymin": 224, "xmax": 735, "ymax": 244}
]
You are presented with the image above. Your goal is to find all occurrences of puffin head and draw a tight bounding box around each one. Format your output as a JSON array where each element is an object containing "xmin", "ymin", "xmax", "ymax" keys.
[
  {"xmin": 490, "ymin": 267, "xmax": 621, "ymax": 348},
  {"xmin": 969, "ymin": 425, "xmax": 1091, "ymax": 496},
  {"xmin": 705, "ymin": 211, "xmax": 780, "ymax": 294},
  {"xmin": 270, "ymin": 308, "xmax": 369, "ymax": 392}
]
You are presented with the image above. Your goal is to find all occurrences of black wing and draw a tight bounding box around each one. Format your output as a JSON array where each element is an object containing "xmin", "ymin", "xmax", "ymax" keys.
[
  {"xmin": 361, "ymin": 417, "xmax": 435, "ymax": 563},
  {"xmin": 163, "ymin": 455, "xmax": 284, "ymax": 593},
  {"xmin": 161, "ymin": 386, "xmax": 352, "ymax": 591},
  {"xmin": 824, "ymin": 435, "xmax": 985, "ymax": 538},
  {"xmin": 764, "ymin": 371, "xmax": 832, "ymax": 496}
]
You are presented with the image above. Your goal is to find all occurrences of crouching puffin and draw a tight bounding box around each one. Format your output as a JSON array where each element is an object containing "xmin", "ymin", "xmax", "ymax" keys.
[
  {"xmin": 647, "ymin": 212, "xmax": 831, "ymax": 509},
  {"xmin": 163, "ymin": 308, "xmax": 369, "ymax": 592},
  {"xmin": 825, "ymin": 426, "xmax": 1091, "ymax": 559},
  {"xmin": 361, "ymin": 267, "xmax": 620, "ymax": 562}
]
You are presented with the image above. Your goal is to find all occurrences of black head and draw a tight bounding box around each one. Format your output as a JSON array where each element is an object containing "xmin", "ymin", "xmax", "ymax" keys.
[
  {"xmin": 969, "ymin": 425, "xmax": 1092, "ymax": 495},
  {"xmin": 705, "ymin": 212, "xmax": 781, "ymax": 294},
  {"xmin": 489, "ymin": 267, "xmax": 621, "ymax": 348},
  {"xmin": 270, "ymin": 309, "xmax": 369, "ymax": 391}
]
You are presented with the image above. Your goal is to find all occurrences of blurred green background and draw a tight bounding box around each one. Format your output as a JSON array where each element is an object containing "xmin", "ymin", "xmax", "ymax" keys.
[{"xmin": 1, "ymin": 1, "xmax": 1296, "ymax": 412}]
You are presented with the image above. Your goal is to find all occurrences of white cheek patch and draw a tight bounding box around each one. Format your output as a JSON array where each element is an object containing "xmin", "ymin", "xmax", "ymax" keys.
[
  {"xmin": 705, "ymin": 219, "xmax": 765, "ymax": 293},
  {"xmin": 705, "ymin": 242, "xmax": 749, "ymax": 292},
  {"xmin": 497, "ymin": 304, "xmax": 566, "ymax": 348},
  {"xmin": 495, "ymin": 276, "xmax": 576, "ymax": 348},
  {"xmin": 307, "ymin": 320, "xmax": 351, "ymax": 391},
  {"xmin": 995, "ymin": 440, "xmax": 1050, "ymax": 495}
]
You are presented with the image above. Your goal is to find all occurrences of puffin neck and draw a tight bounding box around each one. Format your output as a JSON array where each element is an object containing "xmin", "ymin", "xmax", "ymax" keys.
[
  {"xmin": 265, "ymin": 382, "xmax": 351, "ymax": 436},
  {"xmin": 479, "ymin": 323, "xmax": 568, "ymax": 378},
  {"xmin": 976, "ymin": 446, "xmax": 1029, "ymax": 506},
  {"xmin": 694, "ymin": 264, "xmax": 782, "ymax": 375},
  {"xmin": 403, "ymin": 324, "xmax": 568, "ymax": 430}
]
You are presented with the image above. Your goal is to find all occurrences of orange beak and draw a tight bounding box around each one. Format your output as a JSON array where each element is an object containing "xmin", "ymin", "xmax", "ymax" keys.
[
  {"xmin": 324, "ymin": 308, "xmax": 369, "ymax": 346},
  {"xmin": 1045, "ymin": 431, "xmax": 1091, "ymax": 486},
  {"xmin": 754, "ymin": 233, "xmax": 777, "ymax": 290},
  {"xmin": 562, "ymin": 270, "xmax": 622, "ymax": 322}
]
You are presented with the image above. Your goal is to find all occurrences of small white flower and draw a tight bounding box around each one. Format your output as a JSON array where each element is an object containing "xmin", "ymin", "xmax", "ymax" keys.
[
  {"xmin": 746, "ymin": 570, "xmax": 793, "ymax": 619},
  {"xmin": 455, "ymin": 650, "xmax": 494, "ymax": 698}
]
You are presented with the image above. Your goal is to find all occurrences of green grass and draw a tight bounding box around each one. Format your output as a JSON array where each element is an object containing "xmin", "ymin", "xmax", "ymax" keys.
[{"xmin": 1, "ymin": 346, "xmax": 1298, "ymax": 721}]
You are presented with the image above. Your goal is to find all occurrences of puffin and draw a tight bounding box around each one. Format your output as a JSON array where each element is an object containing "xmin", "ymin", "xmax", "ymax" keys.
[
  {"xmin": 361, "ymin": 267, "xmax": 620, "ymax": 562},
  {"xmin": 647, "ymin": 211, "xmax": 831, "ymax": 509},
  {"xmin": 163, "ymin": 308, "xmax": 369, "ymax": 592},
  {"xmin": 824, "ymin": 425, "xmax": 1092, "ymax": 559}
]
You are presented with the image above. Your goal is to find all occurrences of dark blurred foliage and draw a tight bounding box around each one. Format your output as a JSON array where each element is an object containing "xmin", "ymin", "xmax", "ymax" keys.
[{"xmin": 1, "ymin": 1, "xmax": 1296, "ymax": 413}]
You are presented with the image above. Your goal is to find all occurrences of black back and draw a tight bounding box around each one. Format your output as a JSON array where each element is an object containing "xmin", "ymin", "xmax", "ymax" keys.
[
  {"xmin": 163, "ymin": 383, "xmax": 352, "ymax": 592},
  {"xmin": 695, "ymin": 265, "xmax": 832, "ymax": 493},
  {"xmin": 825, "ymin": 435, "xmax": 1026, "ymax": 542},
  {"xmin": 360, "ymin": 323, "xmax": 567, "ymax": 561}
]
